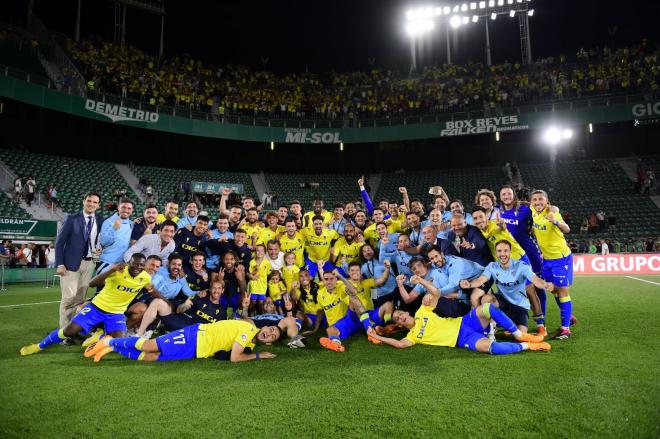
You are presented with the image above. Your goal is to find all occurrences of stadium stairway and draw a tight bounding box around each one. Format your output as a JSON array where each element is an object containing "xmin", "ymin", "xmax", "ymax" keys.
[
  {"xmin": 115, "ymin": 164, "xmax": 145, "ymax": 203},
  {"xmin": 250, "ymin": 172, "xmax": 270, "ymax": 203},
  {"xmin": 615, "ymin": 157, "xmax": 640, "ymax": 182}
]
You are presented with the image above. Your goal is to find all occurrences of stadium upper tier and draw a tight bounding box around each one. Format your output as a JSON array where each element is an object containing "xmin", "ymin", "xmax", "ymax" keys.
[
  {"xmin": 69, "ymin": 38, "xmax": 659, "ymax": 121},
  {"xmin": 265, "ymin": 173, "xmax": 363, "ymax": 208}
]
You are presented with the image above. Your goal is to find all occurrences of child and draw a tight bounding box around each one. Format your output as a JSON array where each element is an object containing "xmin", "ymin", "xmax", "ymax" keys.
[
  {"xmin": 281, "ymin": 252, "xmax": 300, "ymax": 290},
  {"xmin": 247, "ymin": 244, "xmax": 271, "ymax": 315},
  {"xmin": 267, "ymin": 270, "xmax": 287, "ymax": 314}
]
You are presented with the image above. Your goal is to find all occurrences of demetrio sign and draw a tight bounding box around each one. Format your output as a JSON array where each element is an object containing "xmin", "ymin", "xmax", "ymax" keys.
[
  {"xmin": 2, "ymin": 75, "xmax": 659, "ymax": 144},
  {"xmin": 573, "ymin": 254, "xmax": 660, "ymax": 275}
]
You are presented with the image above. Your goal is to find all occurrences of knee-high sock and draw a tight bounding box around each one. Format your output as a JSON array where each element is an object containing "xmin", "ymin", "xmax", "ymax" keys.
[
  {"xmin": 108, "ymin": 336, "xmax": 145, "ymax": 351},
  {"xmin": 559, "ymin": 296, "xmax": 572, "ymax": 329},
  {"xmin": 489, "ymin": 341, "xmax": 525, "ymax": 355},
  {"xmin": 536, "ymin": 287, "xmax": 547, "ymax": 316},
  {"xmin": 360, "ymin": 313, "xmax": 374, "ymax": 332},
  {"xmin": 112, "ymin": 345, "xmax": 143, "ymax": 360},
  {"xmin": 481, "ymin": 303, "xmax": 517, "ymax": 333},
  {"xmin": 39, "ymin": 328, "xmax": 67, "ymax": 349}
]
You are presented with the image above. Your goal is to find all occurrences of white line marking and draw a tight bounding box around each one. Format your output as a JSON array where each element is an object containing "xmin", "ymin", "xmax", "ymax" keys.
[
  {"xmin": 0, "ymin": 300, "xmax": 60, "ymax": 308},
  {"xmin": 625, "ymin": 276, "xmax": 660, "ymax": 287}
]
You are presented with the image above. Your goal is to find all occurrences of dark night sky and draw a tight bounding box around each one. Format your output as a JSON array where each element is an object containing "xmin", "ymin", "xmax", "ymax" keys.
[{"xmin": 4, "ymin": 0, "xmax": 660, "ymax": 72}]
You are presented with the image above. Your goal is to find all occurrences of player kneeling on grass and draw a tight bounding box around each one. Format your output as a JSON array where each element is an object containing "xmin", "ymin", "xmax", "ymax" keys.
[
  {"xmin": 459, "ymin": 240, "xmax": 554, "ymax": 335},
  {"xmin": 21, "ymin": 254, "xmax": 154, "ymax": 356},
  {"xmin": 366, "ymin": 271, "xmax": 551, "ymax": 354},
  {"xmin": 85, "ymin": 318, "xmax": 280, "ymax": 363},
  {"xmin": 318, "ymin": 269, "xmax": 394, "ymax": 353},
  {"xmin": 238, "ymin": 294, "xmax": 306, "ymax": 348}
]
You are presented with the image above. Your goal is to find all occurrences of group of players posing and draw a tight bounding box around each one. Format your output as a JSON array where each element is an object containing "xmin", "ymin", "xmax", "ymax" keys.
[{"xmin": 20, "ymin": 179, "xmax": 576, "ymax": 363}]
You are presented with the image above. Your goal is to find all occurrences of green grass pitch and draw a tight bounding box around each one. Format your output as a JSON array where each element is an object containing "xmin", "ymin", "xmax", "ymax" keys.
[{"xmin": 0, "ymin": 276, "xmax": 658, "ymax": 438}]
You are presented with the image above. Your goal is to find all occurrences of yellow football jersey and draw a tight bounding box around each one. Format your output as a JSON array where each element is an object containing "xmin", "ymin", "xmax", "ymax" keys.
[
  {"xmin": 405, "ymin": 305, "xmax": 462, "ymax": 347},
  {"xmin": 299, "ymin": 284, "xmax": 321, "ymax": 314},
  {"xmin": 532, "ymin": 208, "xmax": 571, "ymax": 260},
  {"xmin": 195, "ymin": 320, "xmax": 257, "ymax": 358},
  {"xmin": 156, "ymin": 213, "xmax": 180, "ymax": 224},
  {"xmin": 256, "ymin": 225, "xmax": 285, "ymax": 246},
  {"xmin": 268, "ymin": 281, "xmax": 287, "ymax": 301},
  {"xmin": 281, "ymin": 264, "xmax": 300, "ymax": 289},
  {"xmin": 302, "ymin": 228, "xmax": 339, "ymax": 262},
  {"xmin": 332, "ymin": 238, "xmax": 364, "ymax": 265},
  {"xmin": 248, "ymin": 258, "xmax": 272, "ymax": 294},
  {"xmin": 279, "ymin": 232, "xmax": 306, "ymax": 267},
  {"xmin": 348, "ymin": 278, "xmax": 375, "ymax": 311},
  {"xmin": 481, "ymin": 220, "xmax": 526, "ymax": 260},
  {"xmin": 242, "ymin": 223, "xmax": 262, "ymax": 246},
  {"xmin": 303, "ymin": 210, "xmax": 333, "ymax": 229},
  {"xmin": 317, "ymin": 282, "xmax": 349, "ymax": 326},
  {"xmin": 91, "ymin": 267, "xmax": 151, "ymax": 314}
]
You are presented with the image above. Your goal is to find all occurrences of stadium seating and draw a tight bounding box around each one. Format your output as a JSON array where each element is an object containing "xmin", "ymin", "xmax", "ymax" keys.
[
  {"xmin": 0, "ymin": 35, "xmax": 48, "ymax": 79},
  {"xmin": 0, "ymin": 149, "xmax": 136, "ymax": 216},
  {"xmin": 265, "ymin": 173, "xmax": 363, "ymax": 209},
  {"xmin": 133, "ymin": 165, "xmax": 255, "ymax": 218},
  {"xmin": 0, "ymin": 193, "xmax": 29, "ymax": 217}
]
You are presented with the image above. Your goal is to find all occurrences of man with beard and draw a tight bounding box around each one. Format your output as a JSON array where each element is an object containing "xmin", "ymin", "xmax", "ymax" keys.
[
  {"xmin": 177, "ymin": 201, "xmax": 200, "ymax": 229},
  {"xmin": 241, "ymin": 208, "xmax": 262, "ymax": 249},
  {"xmin": 442, "ymin": 213, "xmax": 493, "ymax": 267},
  {"xmin": 303, "ymin": 199, "xmax": 332, "ymax": 229},
  {"xmin": 359, "ymin": 244, "xmax": 397, "ymax": 307},
  {"xmin": 156, "ymin": 200, "xmax": 179, "ymax": 225},
  {"xmin": 173, "ymin": 215, "xmax": 210, "ymax": 267},
  {"xmin": 276, "ymin": 206, "xmax": 289, "ymax": 226},
  {"xmin": 256, "ymin": 211, "xmax": 285, "ymax": 246},
  {"xmin": 131, "ymin": 203, "xmax": 160, "ymax": 245},
  {"xmin": 124, "ymin": 220, "xmax": 176, "ymax": 262},
  {"xmin": 302, "ymin": 215, "xmax": 339, "ymax": 279},
  {"xmin": 404, "ymin": 211, "xmax": 424, "ymax": 249},
  {"xmin": 200, "ymin": 228, "xmax": 252, "ymax": 272},
  {"xmin": 215, "ymin": 251, "xmax": 247, "ymax": 313},
  {"xmin": 98, "ymin": 198, "xmax": 134, "ymax": 274},
  {"xmin": 330, "ymin": 223, "xmax": 363, "ymax": 275},
  {"xmin": 279, "ymin": 218, "xmax": 305, "ymax": 268},
  {"xmin": 327, "ymin": 204, "xmax": 348, "ymax": 235},
  {"xmin": 206, "ymin": 214, "xmax": 233, "ymax": 271},
  {"xmin": 289, "ymin": 200, "xmax": 304, "ymax": 229}
]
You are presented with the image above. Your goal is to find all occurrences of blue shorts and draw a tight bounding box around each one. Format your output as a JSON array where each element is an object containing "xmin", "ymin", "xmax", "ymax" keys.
[
  {"xmin": 72, "ymin": 302, "xmax": 127, "ymax": 335},
  {"xmin": 220, "ymin": 294, "xmax": 241, "ymax": 310},
  {"xmin": 305, "ymin": 257, "xmax": 335, "ymax": 279},
  {"xmin": 305, "ymin": 313, "xmax": 327, "ymax": 328},
  {"xmin": 274, "ymin": 299, "xmax": 284, "ymax": 309},
  {"xmin": 455, "ymin": 308, "xmax": 488, "ymax": 352},
  {"xmin": 332, "ymin": 309, "xmax": 382, "ymax": 339},
  {"xmin": 496, "ymin": 294, "xmax": 529, "ymax": 327},
  {"xmin": 521, "ymin": 244, "xmax": 544, "ymax": 274},
  {"xmin": 155, "ymin": 323, "xmax": 199, "ymax": 361},
  {"xmin": 542, "ymin": 254, "xmax": 573, "ymax": 287},
  {"xmin": 250, "ymin": 293, "xmax": 266, "ymax": 301},
  {"xmin": 161, "ymin": 313, "xmax": 196, "ymax": 331}
]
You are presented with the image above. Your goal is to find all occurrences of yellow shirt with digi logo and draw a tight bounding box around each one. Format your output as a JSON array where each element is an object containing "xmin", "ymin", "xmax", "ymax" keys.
[
  {"xmin": 405, "ymin": 305, "xmax": 462, "ymax": 347},
  {"xmin": 92, "ymin": 267, "xmax": 152, "ymax": 314},
  {"xmin": 302, "ymin": 228, "xmax": 339, "ymax": 262},
  {"xmin": 195, "ymin": 320, "xmax": 257, "ymax": 358},
  {"xmin": 317, "ymin": 282, "xmax": 349, "ymax": 326}
]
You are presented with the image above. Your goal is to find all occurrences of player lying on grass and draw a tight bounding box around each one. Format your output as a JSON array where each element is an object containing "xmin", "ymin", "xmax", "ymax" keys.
[
  {"xmin": 239, "ymin": 294, "xmax": 307, "ymax": 348},
  {"xmin": 21, "ymin": 254, "xmax": 155, "ymax": 356},
  {"xmin": 366, "ymin": 268, "xmax": 551, "ymax": 354},
  {"xmin": 459, "ymin": 239, "xmax": 554, "ymax": 334},
  {"xmin": 317, "ymin": 267, "xmax": 394, "ymax": 353},
  {"xmin": 84, "ymin": 319, "xmax": 281, "ymax": 363}
]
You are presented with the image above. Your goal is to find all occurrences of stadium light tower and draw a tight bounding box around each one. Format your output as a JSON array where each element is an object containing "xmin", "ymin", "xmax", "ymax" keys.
[
  {"xmin": 405, "ymin": 13, "xmax": 435, "ymax": 72},
  {"xmin": 111, "ymin": 0, "xmax": 166, "ymax": 57},
  {"xmin": 403, "ymin": 0, "xmax": 533, "ymax": 67}
]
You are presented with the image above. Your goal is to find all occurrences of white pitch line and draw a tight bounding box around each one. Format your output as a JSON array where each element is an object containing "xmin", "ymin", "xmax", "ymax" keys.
[
  {"xmin": 624, "ymin": 276, "xmax": 660, "ymax": 287},
  {"xmin": 0, "ymin": 300, "xmax": 60, "ymax": 308}
]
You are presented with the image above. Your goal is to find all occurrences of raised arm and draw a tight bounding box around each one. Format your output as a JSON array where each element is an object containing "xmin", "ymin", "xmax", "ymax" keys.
[
  {"xmin": 358, "ymin": 176, "xmax": 374, "ymax": 216},
  {"xmin": 373, "ymin": 259, "xmax": 391, "ymax": 287},
  {"xmin": 88, "ymin": 262, "xmax": 125, "ymax": 288}
]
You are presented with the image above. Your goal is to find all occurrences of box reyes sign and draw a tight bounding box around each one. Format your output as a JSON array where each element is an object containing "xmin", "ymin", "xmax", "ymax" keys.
[{"xmin": 573, "ymin": 254, "xmax": 660, "ymax": 275}]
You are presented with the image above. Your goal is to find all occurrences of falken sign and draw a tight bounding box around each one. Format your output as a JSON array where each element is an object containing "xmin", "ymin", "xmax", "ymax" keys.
[
  {"xmin": 85, "ymin": 99, "xmax": 159, "ymax": 123},
  {"xmin": 440, "ymin": 115, "xmax": 528, "ymax": 136},
  {"xmin": 284, "ymin": 128, "xmax": 342, "ymax": 144}
]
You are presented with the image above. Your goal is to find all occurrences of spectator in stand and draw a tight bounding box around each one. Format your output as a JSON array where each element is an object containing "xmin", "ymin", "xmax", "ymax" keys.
[
  {"xmin": 634, "ymin": 239, "xmax": 645, "ymax": 252},
  {"xmin": 14, "ymin": 175, "xmax": 22, "ymax": 202},
  {"xmin": 601, "ymin": 240, "xmax": 609, "ymax": 255},
  {"xmin": 588, "ymin": 241, "xmax": 597, "ymax": 254},
  {"xmin": 45, "ymin": 243, "xmax": 56, "ymax": 268},
  {"xmin": 645, "ymin": 237, "xmax": 655, "ymax": 252},
  {"xmin": 655, "ymin": 237, "xmax": 660, "ymax": 252},
  {"xmin": 587, "ymin": 213, "xmax": 599, "ymax": 233},
  {"xmin": 596, "ymin": 209, "xmax": 607, "ymax": 232},
  {"xmin": 579, "ymin": 217, "xmax": 589, "ymax": 235},
  {"xmin": 25, "ymin": 176, "xmax": 36, "ymax": 206}
]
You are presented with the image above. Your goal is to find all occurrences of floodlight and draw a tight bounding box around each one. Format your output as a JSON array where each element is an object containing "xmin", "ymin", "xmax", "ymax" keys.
[
  {"xmin": 470, "ymin": 2, "xmax": 477, "ymax": 10},
  {"xmin": 490, "ymin": 12, "xmax": 497, "ymax": 19},
  {"xmin": 508, "ymin": 0, "xmax": 513, "ymax": 4},
  {"xmin": 542, "ymin": 127, "xmax": 573, "ymax": 145},
  {"xmin": 435, "ymin": 7, "xmax": 443, "ymax": 15},
  {"xmin": 450, "ymin": 15, "xmax": 462, "ymax": 28},
  {"xmin": 489, "ymin": 0, "xmax": 495, "ymax": 6},
  {"xmin": 589, "ymin": 123, "xmax": 593, "ymax": 133},
  {"xmin": 479, "ymin": 1, "xmax": 486, "ymax": 9},
  {"xmin": 270, "ymin": 141, "xmax": 275, "ymax": 150},
  {"xmin": 453, "ymin": 5, "xmax": 459, "ymax": 12},
  {"xmin": 462, "ymin": 16, "xmax": 469, "ymax": 24},
  {"xmin": 509, "ymin": 10, "xmax": 516, "ymax": 17},
  {"xmin": 461, "ymin": 4, "xmax": 468, "ymax": 12},
  {"xmin": 528, "ymin": 9, "xmax": 534, "ymax": 16},
  {"xmin": 472, "ymin": 15, "xmax": 479, "ymax": 22},
  {"xmin": 340, "ymin": 142, "xmax": 344, "ymax": 151},
  {"xmin": 496, "ymin": 131, "xmax": 500, "ymax": 142},
  {"xmin": 405, "ymin": 20, "xmax": 434, "ymax": 37},
  {"xmin": 444, "ymin": 6, "xmax": 451, "ymax": 14},
  {"xmin": 563, "ymin": 129, "xmax": 573, "ymax": 139},
  {"xmin": 517, "ymin": 0, "xmax": 523, "ymax": 3},
  {"xmin": 498, "ymin": 0, "xmax": 504, "ymax": 5},
  {"xmin": 406, "ymin": 9, "xmax": 414, "ymax": 19}
]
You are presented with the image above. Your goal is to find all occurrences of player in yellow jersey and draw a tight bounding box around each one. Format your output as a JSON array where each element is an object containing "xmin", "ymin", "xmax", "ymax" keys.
[
  {"xmin": 20, "ymin": 254, "xmax": 155, "ymax": 356},
  {"xmin": 290, "ymin": 269, "xmax": 325, "ymax": 333},
  {"xmin": 363, "ymin": 208, "xmax": 402, "ymax": 248},
  {"xmin": 256, "ymin": 211, "xmax": 285, "ymax": 246},
  {"xmin": 86, "ymin": 319, "xmax": 280, "ymax": 363},
  {"xmin": 346, "ymin": 260, "xmax": 392, "ymax": 311},
  {"xmin": 156, "ymin": 200, "xmax": 179, "ymax": 225},
  {"xmin": 317, "ymin": 266, "xmax": 394, "ymax": 352},
  {"xmin": 530, "ymin": 190, "xmax": 575, "ymax": 340},
  {"xmin": 330, "ymin": 223, "xmax": 363, "ymax": 275},
  {"xmin": 302, "ymin": 199, "xmax": 333, "ymax": 230},
  {"xmin": 247, "ymin": 244, "xmax": 271, "ymax": 315},
  {"xmin": 367, "ymin": 271, "xmax": 551, "ymax": 354},
  {"xmin": 240, "ymin": 207, "xmax": 262, "ymax": 249},
  {"xmin": 302, "ymin": 215, "xmax": 339, "ymax": 278},
  {"xmin": 279, "ymin": 218, "xmax": 305, "ymax": 267}
]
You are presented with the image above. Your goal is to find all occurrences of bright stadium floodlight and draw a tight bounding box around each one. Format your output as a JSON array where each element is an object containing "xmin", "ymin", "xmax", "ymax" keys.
[
  {"xmin": 405, "ymin": 19, "xmax": 435, "ymax": 37},
  {"xmin": 461, "ymin": 3, "xmax": 468, "ymax": 12},
  {"xmin": 528, "ymin": 9, "xmax": 534, "ymax": 16},
  {"xmin": 450, "ymin": 15, "xmax": 462, "ymax": 28},
  {"xmin": 479, "ymin": 1, "xmax": 486, "ymax": 9},
  {"xmin": 498, "ymin": 0, "xmax": 504, "ymax": 5},
  {"xmin": 509, "ymin": 10, "xmax": 516, "ymax": 17},
  {"xmin": 453, "ymin": 5, "xmax": 460, "ymax": 12},
  {"xmin": 406, "ymin": 9, "xmax": 414, "ymax": 19},
  {"xmin": 543, "ymin": 127, "xmax": 573, "ymax": 145},
  {"xmin": 435, "ymin": 7, "xmax": 443, "ymax": 15},
  {"xmin": 589, "ymin": 123, "xmax": 594, "ymax": 133},
  {"xmin": 508, "ymin": 0, "xmax": 513, "ymax": 4},
  {"xmin": 496, "ymin": 131, "xmax": 501, "ymax": 142},
  {"xmin": 340, "ymin": 142, "xmax": 344, "ymax": 151},
  {"xmin": 444, "ymin": 6, "xmax": 451, "ymax": 14},
  {"xmin": 270, "ymin": 141, "xmax": 275, "ymax": 150},
  {"xmin": 470, "ymin": 2, "xmax": 477, "ymax": 10},
  {"xmin": 472, "ymin": 15, "xmax": 479, "ymax": 22},
  {"xmin": 489, "ymin": 0, "xmax": 495, "ymax": 6},
  {"xmin": 462, "ymin": 15, "xmax": 469, "ymax": 24},
  {"xmin": 491, "ymin": 12, "xmax": 497, "ymax": 19}
]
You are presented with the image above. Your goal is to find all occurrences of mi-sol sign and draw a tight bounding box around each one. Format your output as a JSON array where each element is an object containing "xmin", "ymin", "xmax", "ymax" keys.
[
  {"xmin": 284, "ymin": 128, "xmax": 342, "ymax": 144},
  {"xmin": 573, "ymin": 254, "xmax": 660, "ymax": 275}
]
